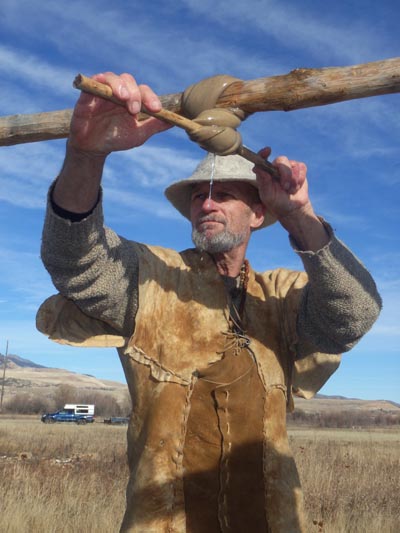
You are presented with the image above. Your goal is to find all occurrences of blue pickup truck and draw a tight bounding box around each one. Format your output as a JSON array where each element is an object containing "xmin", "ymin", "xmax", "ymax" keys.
[
  {"xmin": 41, "ymin": 404, "xmax": 95, "ymax": 425},
  {"xmin": 103, "ymin": 416, "xmax": 130, "ymax": 425}
]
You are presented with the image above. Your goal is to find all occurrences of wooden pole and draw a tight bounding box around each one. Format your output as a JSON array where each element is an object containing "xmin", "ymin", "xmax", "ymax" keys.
[
  {"xmin": 74, "ymin": 74, "xmax": 204, "ymax": 133},
  {"xmin": 74, "ymin": 74, "xmax": 280, "ymax": 177},
  {"xmin": 0, "ymin": 57, "xmax": 399, "ymax": 146},
  {"xmin": 0, "ymin": 340, "xmax": 9, "ymax": 413}
]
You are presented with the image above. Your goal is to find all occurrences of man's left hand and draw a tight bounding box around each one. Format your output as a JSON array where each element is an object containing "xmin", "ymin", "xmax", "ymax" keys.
[
  {"xmin": 253, "ymin": 147, "xmax": 329, "ymax": 251},
  {"xmin": 253, "ymin": 147, "xmax": 312, "ymax": 221}
]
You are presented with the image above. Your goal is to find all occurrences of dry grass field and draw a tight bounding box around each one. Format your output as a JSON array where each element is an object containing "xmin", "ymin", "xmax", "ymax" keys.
[
  {"xmin": 0, "ymin": 417, "xmax": 399, "ymax": 532},
  {"xmin": 289, "ymin": 427, "xmax": 400, "ymax": 532},
  {"xmin": 0, "ymin": 417, "xmax": 128, "ymax": 533}
]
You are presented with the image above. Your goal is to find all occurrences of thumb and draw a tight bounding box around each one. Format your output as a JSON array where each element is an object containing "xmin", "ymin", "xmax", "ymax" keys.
[{"xmin": 258, "ymin": 146, "xmax": 272, "ymax": 160}]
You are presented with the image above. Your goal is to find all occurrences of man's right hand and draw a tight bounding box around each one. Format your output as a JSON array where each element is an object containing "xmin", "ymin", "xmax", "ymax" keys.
[
  {"xmin": 68, "ymin": 72, "xmax": 171, "ymax": 156},
  {"xmin": 52, "ymin": 72, "xmax": 171, "ymax": 214}
]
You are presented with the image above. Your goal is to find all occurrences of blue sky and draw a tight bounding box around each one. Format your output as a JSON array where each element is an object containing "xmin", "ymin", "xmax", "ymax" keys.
[{"xmin": 0, "ymin": 0, "xmax": 399, "ymax": 402}]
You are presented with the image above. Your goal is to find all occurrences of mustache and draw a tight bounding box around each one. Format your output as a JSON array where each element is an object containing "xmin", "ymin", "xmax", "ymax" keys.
[{"xmin": 196, "ymin": 214, "xmax": 226, "ymax": 225}]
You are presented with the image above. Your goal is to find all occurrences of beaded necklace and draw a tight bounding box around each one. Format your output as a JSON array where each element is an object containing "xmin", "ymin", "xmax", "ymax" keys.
[{"xmin": 227, "ymin": 259, "xmax": 249, "ymax": 333}]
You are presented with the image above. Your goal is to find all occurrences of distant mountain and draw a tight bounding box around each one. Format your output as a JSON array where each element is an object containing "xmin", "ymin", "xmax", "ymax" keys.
[
  {"xmin": 0, "ymin": 354, "xmax": 47, "ymax": 369},
  {"xmin": 316, "ymin": 393, "xmax": 358, "ymax": 400},
  {"xmin": 1, "ymin": 354, "xmax": 398, "ymax": 414},
  {"xmin": 0, "ymin": 353, "xmax": 128, "ymax": 402},
  {"xmin": 294, "ymin": 394, "xmax": 399, "ymax": 414},
  {"xmin": 315, "ymin": 392, "xmax": 400, "ymax": 409}
]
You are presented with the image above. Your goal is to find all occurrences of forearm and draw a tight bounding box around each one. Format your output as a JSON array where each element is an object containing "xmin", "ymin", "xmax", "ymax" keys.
[
  {"xmin": 52, "ymin": 143, "xmax": 107, "ymax": 213},
  {"xmin": 280, "ymin": 203, "xmax": 330, "ymax": 252},
  {"xmin": 293, "ymin": 222, "xmax": 382, "ymax": 355},
  {"xmin": 41, "ymin": 190, "xmax": 139, "ymax": 336}
]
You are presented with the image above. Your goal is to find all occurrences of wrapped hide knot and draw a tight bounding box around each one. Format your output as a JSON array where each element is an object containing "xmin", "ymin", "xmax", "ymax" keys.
[
  {"xmin": 188, "ymin": 122, "xmax": 242, "ymax": 156},
  {"xmin": 182, "ymin": 74, "xmax": 248, "ymax": 155}
]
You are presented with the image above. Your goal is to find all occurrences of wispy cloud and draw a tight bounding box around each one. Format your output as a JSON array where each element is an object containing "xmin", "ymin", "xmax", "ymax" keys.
[
  {"xmin": 0, "ymin": 1, "xmax": 289, "ymax": 90},
  {"xmin": 112, "ymin": 144, "xmax": 201, "ymax": 188},
  {"xmin": 0, "ymin": 246, "xmax": 53, "ymax": 313},
  {"xmin": 0, "ymin": 45, "xmax": 76, "ymax": 94},
  {"xmin": 179, "ymin": 0, "xmax": 397, "ymax": 64},
  {"xmin": 0, "ymin": 0, "xmax": 398, "ymax": 401},
  {"xmin": 0, "ymin": 142, "xmax": 64, "ymax": 208},
  {"xmin": 105, "ymin": 188, "xmax": 180, "ymax": 221},
  {"xmin": 372, "ymin": 324, "xmax": 400, "ymax": 336}
]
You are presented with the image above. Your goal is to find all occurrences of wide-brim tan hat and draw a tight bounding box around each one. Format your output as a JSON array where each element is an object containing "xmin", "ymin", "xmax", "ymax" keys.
[{"xmin": 164, "ymin": 153, "xmax": 277, "ymax": 229}]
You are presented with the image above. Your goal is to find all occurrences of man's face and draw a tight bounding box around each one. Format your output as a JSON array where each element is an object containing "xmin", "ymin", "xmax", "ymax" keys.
[{"xmin": 190, "ymin": 181, "xmax": 265, "ymax": 254}]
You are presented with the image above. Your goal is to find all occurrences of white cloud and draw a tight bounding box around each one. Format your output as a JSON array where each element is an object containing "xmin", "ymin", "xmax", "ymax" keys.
[
  {"xmin": 0, "ymin": 45, "xmax": 77, "ymax": 96},
  {"xmin": 113, "ymin": 144, "xmax": 200, "ymax": 188},
  {"xmin": 0, "ymin": 1, "xmax": 286, "ymax": 91},
  {"xmin": 105, "ymin": 187, "xmax": 180, "ymax": 220},
  {"xmin": 0, "ymin": 246, "xmax": 53, "ymax": 313},
  {"xmin": 0, "ymin": 0, "xmax": 398, "ymax": 401},
  {"xmin": 0, "ymin": 142, "xmax": 64, "ymax": 208},
  {"xmin": 179, "ymin": 0, "xmax": 396, "ymax": 64},
  {"xmin": 372, "ymin": 324, "xmax": 400, "ymax": 336}
]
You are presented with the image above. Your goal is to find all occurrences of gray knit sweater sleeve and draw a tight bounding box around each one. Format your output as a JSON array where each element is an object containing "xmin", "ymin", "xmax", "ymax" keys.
[
  {"xmin": 41, "ymin": 192, "xmax": 140, "ymax": 337},
  {"xmin": 41, "ymin": 193, "xmax": 381, "ymax": 354},
  {"xmin": 293, "ymin": 221, "xmax": 382, "ymax": 356}
]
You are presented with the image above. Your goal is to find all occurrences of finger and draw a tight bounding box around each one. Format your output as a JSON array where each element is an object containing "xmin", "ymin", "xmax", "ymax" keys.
[
  {"xmin": 138, "ymin": 83, "xmax": 162, "ymax": 113},
  {"xmin": 290, "ymin": 161, "xmax": 307, "ymax": 192},
  {"xmin": 254, "ymin": 171, "xmax": 273, "ymax": 195},
  {"xmin": 94, "ymin": 72, "xmax": 133, "ymax": 100},
  {"xmin": 258, "ymin": 146, "xmax": 272, "ymax": 160},
  {"xmin": 74, "ymin": 73, "xmax": 117, "ymax": 110},
  {"xmin": 113, "ymin": 75, "xmax": 161, "ymax": 115},
  {"xmin": 253, "ymin": 147, "xmax": 276, "ymax": 179},
  {"xmin": 118, "ymin": 73, "xmax": 143, "ymax": 114},
  {"xmin": 274, "ymin": 156, "xmax": 293, "ymax": 191},
  {"xmin": 94, "ymin": 72, "xmax": 142, "ymax": 115},
  {"xmin": 119, "ymin": 75, "xmax": 161, "ymax": 114}
]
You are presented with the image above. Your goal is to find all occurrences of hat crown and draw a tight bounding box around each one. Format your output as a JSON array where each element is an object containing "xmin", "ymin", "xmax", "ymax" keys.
[{"xmin": 188, "ymin": 153, "xmax": 256, "ymax": 184}]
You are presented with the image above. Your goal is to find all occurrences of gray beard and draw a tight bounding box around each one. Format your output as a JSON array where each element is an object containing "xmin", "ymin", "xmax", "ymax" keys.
[{"xmin": 192, "ymin": 227, "xmax": 247, "ymax": 254}]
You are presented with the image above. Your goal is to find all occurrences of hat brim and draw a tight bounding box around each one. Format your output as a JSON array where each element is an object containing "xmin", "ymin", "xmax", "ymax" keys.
[{"xmin": 164, "ymin": 154, "xmax": 277, "ymax": 230}]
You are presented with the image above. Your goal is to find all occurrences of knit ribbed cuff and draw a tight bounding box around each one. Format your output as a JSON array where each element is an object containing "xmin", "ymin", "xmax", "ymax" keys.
[{"xmin": 44, "ymin": 183, "xmax": 105, "ymax": 252}]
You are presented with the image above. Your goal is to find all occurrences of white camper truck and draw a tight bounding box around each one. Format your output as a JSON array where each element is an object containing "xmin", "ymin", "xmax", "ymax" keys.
[
  {"xmin": 64, "ymin": 404, "xmax": 95, "ymax": 416},
  {"xmin": 41, "ymin": 404, "xmax": 95, "ymax": 424}
]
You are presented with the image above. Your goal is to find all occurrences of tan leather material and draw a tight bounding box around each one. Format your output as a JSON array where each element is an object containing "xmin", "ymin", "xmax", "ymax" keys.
[
  {"xmin": 38, "ymin": 244, "xmax": 341, "ymax": 532},
  {"xmin": 183, "ymin": 346, "xmax": 267, "ymax": 532},
  {"xmin": 129, "ymin": 245, "xmax": 231, "ymax": 380},
  {"xmin": 263, "ymin": 386, "xmax": 306, "ymax": 532},
  {"xmin": 293, "ymin": 352, "xmax": 341, "ymax": 399},
  {"xmin": 120, "ymin": 245, "xmax": 326, "ymax": 531},
  {"xmin": 36, "ymin": 294, "xmax": 126, "ymax": 347},
  {"xmin": 119, "ymin": 368, "xmax": 191, "ymax": 533}
]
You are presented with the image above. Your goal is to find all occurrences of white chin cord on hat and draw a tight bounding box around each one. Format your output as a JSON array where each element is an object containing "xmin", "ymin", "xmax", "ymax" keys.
[{"xmin": 208, "ymin": 153, "xmax": 216, "ymax": 203}]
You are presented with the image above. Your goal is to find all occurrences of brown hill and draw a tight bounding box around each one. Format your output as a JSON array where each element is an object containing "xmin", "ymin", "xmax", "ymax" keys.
[
  {"xmin": 1, "ymin": 354, "xmax": 398, "ymax": 417},
  {"xmin": 0, "ymin": 354, "xmax": 128, "ymax": 404},
  {"xmin": 294, "ymin": 395, "xmax": 399, "ymax": 414}
]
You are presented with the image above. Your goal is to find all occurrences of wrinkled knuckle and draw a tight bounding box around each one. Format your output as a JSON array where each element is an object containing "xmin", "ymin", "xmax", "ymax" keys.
[{"xmin": 121, "ymin": 72, "xmax": 135, "ymax": 80}]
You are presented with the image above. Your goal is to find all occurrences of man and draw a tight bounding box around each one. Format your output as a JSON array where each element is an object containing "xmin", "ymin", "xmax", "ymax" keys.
[{"xmin": 37, "ymin": 72, "xmax": 381, "ymax": 532}]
